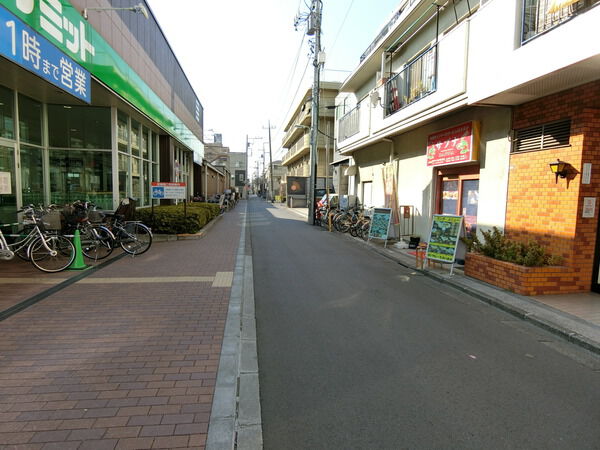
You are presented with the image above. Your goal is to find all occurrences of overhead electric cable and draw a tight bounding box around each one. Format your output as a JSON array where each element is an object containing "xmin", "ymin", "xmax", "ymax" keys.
[{"xmin": 328, "ymin": 0, "xmax": 355, "ymax": 54}]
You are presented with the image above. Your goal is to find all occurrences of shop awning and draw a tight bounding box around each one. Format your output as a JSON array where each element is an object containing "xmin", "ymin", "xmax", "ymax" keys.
[
  {"xmin": 331, "ymin": 156, "xmax": 351, "ymax": 166},
  {"xmin": 344, "ymin": 165, "xmax": 358, "ymax": 176}
]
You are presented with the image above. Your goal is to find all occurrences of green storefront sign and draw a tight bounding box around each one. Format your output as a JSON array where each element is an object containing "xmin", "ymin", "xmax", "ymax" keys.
[{"xmin": 2, "ymin": 0, "xmax": 202, "ymax": 158}]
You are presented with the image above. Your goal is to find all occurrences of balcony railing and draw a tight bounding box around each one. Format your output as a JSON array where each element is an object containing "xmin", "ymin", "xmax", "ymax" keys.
[
  {"xmin": 522, "ymin": 0, "xmax": 600, "ymax": 43},
  {"xmin": 338, "ymin": 105, "xmax": 360, "ymax": 143},
  {"xmin": 282, "ymin": 134, "xmax": 310, "ymax": 163},
  {"xmin": 384, "ymin": 45, "xmax": 437, "ymax": 117}
]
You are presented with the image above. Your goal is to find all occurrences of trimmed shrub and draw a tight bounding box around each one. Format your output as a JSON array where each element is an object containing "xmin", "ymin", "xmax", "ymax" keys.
[
  {"xmin": 136, "ymin": 202, "xmax": 219, "ymax": 234},
  {"xmin": 462, "ymin": 227, "xmax": 563, "ymax": 267}
]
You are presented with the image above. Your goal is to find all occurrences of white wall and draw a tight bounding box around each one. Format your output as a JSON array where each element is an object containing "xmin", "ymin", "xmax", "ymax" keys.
[
  {"xmin": 337, "ymin": 20, "xmax": 470, "ymax": 153},
  {"xmin": 468, "ymin": 0, "xmax": 600, "ymax": 104},
  {"xmin": 394, "ymin": 106, "xmax": 511, "ymax": 239}
]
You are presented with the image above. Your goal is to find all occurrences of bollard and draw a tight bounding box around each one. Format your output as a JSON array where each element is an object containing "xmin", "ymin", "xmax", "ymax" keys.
[{"xmin": 68, "ymin": 229, "xmax": 88, "ymax": 270}]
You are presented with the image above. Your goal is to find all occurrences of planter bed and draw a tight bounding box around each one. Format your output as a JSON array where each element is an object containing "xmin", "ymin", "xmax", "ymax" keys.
[{"xmin": 464, "ymin": 253, "xmax": 579, "ymax": 296}]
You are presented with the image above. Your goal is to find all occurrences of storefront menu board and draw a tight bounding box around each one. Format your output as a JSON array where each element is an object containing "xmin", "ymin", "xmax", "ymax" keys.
[
  {"xmin": 0, "ymin": 172, "xmax": 11, "ymax": 194},
  {"xmin": 426, "ymin": 121, "xmax": 480, "ymax": 167},
  {"xmin": 368, "ymin": 208, "xmax": 392, "ymax": 241},
  {"xmin": 426, "ymin": 215, "xmax": 464, "ymax": 262}
]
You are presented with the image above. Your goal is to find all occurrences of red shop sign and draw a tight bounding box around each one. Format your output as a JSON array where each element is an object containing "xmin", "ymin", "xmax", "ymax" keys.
[{"xmin": 426, "ymin": 121, "xmax": 480, "ymax": 167}]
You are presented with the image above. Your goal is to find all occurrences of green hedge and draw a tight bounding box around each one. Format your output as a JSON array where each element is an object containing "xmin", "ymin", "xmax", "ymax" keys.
[
  {"xmin": 136, "ymin": 202, "xmax": 220, "ymax": 234},
  {"xmin": 462, "ymin": 227, "xmax": 563, "ymax": 267}
]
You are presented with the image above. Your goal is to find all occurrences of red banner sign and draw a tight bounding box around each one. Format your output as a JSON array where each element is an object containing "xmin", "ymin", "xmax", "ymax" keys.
[{"xmin": 426, "ymin": 121, "xmax": 479, "ymax": 167}]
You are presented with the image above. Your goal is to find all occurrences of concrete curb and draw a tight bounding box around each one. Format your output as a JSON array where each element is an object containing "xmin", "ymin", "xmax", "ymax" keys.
[{"xmin": 207, "ymin": 204, "xmax": 263, "ymax": 450}]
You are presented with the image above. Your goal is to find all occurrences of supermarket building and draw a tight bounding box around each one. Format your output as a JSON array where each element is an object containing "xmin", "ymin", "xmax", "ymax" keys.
[{"xmin": 0, "ymin": 0, "xmax": 203, "ymax": 224}]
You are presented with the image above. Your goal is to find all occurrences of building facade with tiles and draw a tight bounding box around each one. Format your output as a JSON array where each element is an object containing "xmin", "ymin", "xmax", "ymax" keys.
[
  {"xmin": 334, "ymin": 0, "xmax": 600, "ymax": 293},
  {"xmin": 0, "ymin": 0, "xmax": 204, "ymax": 224}
]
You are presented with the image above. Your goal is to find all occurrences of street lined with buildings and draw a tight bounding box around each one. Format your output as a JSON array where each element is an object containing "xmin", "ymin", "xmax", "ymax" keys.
[{"xmin": 2, "ymin": 0, "xmax": 600, "ymax": 448}]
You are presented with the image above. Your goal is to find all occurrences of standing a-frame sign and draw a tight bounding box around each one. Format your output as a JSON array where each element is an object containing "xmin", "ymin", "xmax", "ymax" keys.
[
  {"xmin": 368, "ymin": 208, "xmax": 393, "ymax": 248},
  {"xmin": 426, "ymin": 214, "xmax": 464, "ymax": 274}
]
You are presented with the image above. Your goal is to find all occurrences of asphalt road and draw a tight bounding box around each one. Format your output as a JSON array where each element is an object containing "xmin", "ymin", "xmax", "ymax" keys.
[{"xmin": 248, "ymin": 198, "xmax": 600, "ymax": 450}]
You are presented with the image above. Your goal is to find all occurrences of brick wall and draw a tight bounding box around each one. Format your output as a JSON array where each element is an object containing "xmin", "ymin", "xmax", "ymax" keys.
[
  {"xmin": 465, "ymin": 253, "xmax": 576, "ymax": 296},
  {"xmin": 506, "ymin": 80, "xmax": 600, "ymax": 292}
]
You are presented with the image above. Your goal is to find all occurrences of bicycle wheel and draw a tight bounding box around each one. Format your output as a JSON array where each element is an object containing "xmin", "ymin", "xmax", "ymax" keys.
[
  {"xmin": 29, "ymin": 235, "xmax": 75, "ymax": 273},
  {"xmin": 81, "ymin": 226, "xmax": 114, "ymax": 260},
  {"xmin": 337, "ymin": 215, "xmax": 352, "ymax": 233},
  {"xmin": 361, "ymin": 221, "xmax": 371, "ymax": 241},
  {"xmin": 119, "ymin": 222, "xmax": 152, "ymax": 255}
]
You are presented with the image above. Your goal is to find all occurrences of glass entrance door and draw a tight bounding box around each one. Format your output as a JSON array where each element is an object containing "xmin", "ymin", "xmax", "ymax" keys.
[
  {"xmin": 0, "ymin": 142, "xmax": 17, "ymax": 225},
  {"xmin": 439, "ymin": 174, "xmax": 479, "ymax": 235}
]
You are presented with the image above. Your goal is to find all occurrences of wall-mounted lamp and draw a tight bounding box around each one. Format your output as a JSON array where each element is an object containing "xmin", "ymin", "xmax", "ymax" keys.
[
  {"xmin": 549, "ymin": 159, "xmax": 568, "ymax": 183},
  {"xmin": 83, "ymin": 3, "xmax": 149, "ymax": 20}
]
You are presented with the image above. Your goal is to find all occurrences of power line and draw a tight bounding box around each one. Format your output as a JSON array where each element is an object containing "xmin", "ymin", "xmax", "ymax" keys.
[
  {"xmin": 328, "ymin": 0, "xmax": 355, "ymax": 54},
  {"xmin": 281, "ymin": 33, "xmax": 306, "ymax": 97},
  {"xmin": 273, "ymin": 56, "xmax": 311, "ymax": 147}
]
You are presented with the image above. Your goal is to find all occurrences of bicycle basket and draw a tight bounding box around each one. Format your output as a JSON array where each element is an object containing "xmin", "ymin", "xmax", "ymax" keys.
[
  {"xmin": 61, "ymin": 204, "xmax": 86, "ymax": 226},
  {"xmin": 88, "ymin": 209, "xmax": 105, "ymax": 223},
  {"xmin": 41, "ymin": 210, "xmax": 63, "ymax": 231},
  {"xmin": 115, "ymin": 198, "xmax": 136, "ymax": 221}
]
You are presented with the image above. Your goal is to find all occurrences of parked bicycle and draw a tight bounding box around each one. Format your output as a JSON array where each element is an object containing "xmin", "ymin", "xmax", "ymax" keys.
[
  {"xmin": 0, "ymin": 206, "xmax": 75, "ymax": 272},
  {"xmin": 100, "ymin": 198, "xmax": 152, "ymax": 256},
  {"xmin": 61, "ymin": 201, "xmax": 115, "ymax": 261}
]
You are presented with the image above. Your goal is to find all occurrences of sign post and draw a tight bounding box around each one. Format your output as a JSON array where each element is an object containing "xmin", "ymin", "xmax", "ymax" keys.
[
  {"xmin": 425, "ymin": 214, "xmax": 464, "ymax": 275},
  {"xmin": 368, "ymin": 208, "xmax": 393, "ymax": 248}
]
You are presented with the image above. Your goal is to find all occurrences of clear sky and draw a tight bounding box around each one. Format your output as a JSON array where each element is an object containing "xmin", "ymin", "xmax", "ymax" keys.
[{"xmin": 146, "ymin": 0, "xmax": 401, "ymax": 169}]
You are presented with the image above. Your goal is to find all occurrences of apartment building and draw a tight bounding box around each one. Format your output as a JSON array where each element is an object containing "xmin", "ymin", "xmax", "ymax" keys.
[
  {"xmin": 336, "ymin": 0, "xmax": 600, "ymax": 293},
  {"xmin": 469, "ymin": 0, "xmax": 600, "ymax": 293},
  {"xmin": 281, "ymin": 82, "xmax": 340, "ymax": 205},
  {"xmin": 0, "ymin": 0, "xmax": 203, "ymax": 224}
]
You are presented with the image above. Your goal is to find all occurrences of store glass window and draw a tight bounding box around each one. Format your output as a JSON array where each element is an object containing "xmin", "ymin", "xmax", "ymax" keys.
[
  {"xmin": 20, "ymin": 145, "xmax": 44, "ymax": 206},
  {"xmin": 0, "ymin": 144, "xmax": 16, "ymax": 224},
  {"xmin": 132, "ymin": 157, "xmax": 141, "ymax": 201},
  {"xmin": 143, "ymin": 160, "xmax": 150, "ymax": 207},
  {"xmin": 18, "ymin": 95, "xmax": 42, "ymax": 146},
  {"xmin": 118, "ymin": 153, "xmax": 130, "ymax": 200},
  {"xmin": 141, "ymin": 127, "xmax": 149, "ymax": 159},
  {"xmin": 49, "ymin": 150, "xmax": 113, "ymax": 209},
  {"xmin": 48, "ymin": 105, "xmax": 111, "ymax": 149},
  {"xmin": 0, "ymin": 86, "xmax": 15, "ymax": 139},
  {"xmin": 442, "ymin": 180, "xmax": 459, "ymax": 214},
  {"xmin": 461, "ymin": 179, "xmax": 479, "ymax": 234},
  {"xmin": 118, "ymin": 111, "xmax": 129, "ymax": 153},
  {"xmin": 131, "ymin": 120, "xmax": 140, "ymax": 157}
]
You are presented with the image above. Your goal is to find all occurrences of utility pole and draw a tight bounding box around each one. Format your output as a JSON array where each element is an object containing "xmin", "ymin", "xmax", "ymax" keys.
[
  {"xmin": 294, "ymin": 0, "xmax": 323, "ymax": 223},
  {"xmin": 245, "ymin": 135, "xmax": 262, "ymax": 198},
  {"xmin": 245, "ymin": 134, "xmax": 249, "ymax": 199},
  {"xmin": 263, "ymin": 121, "xmax": 276, "ymax": 203},
  {"xmin": 308, "ymin": 0, "xmax": 322, "ymax": 225}
]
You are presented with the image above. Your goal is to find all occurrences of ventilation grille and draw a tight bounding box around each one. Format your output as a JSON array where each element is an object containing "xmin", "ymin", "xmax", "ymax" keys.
[{"xmin": 513, "ymin": 120, "xmax": 571, "ymax": 153}]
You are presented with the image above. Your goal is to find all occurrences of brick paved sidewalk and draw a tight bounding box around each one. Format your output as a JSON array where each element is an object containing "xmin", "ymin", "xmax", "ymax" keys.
[{"xmin": 0, "ymin": 205, "xmax": 244, "ymax": 449}]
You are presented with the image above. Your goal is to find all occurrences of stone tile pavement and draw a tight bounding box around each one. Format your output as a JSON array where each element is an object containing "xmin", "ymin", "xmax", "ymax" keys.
[{"xmin": 0, "ymin": 204, "xmax": 244, "ymax": 449}]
